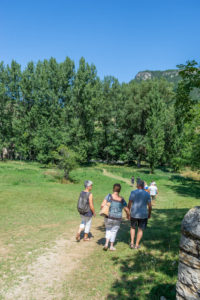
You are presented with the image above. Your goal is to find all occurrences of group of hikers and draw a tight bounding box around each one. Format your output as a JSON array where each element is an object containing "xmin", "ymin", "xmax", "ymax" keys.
[
  {"xmin": 131, "ymin": 176, "xmax": 158, "ymax": 203},
  {"xmin": 76, "ymin": 177, "xmax": 158, "ymax": 251}
]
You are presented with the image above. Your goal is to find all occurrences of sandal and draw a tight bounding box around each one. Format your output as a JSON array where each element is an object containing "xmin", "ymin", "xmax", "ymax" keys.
[
  {"xmin": 130, "ymin": 243, "xmax": 134, "ymax": 249},
  {"xmin": 103, "ymin": 245, "xmax": 108, "ymax": 251},
  {"xmin": 109, "ymin": 247, "xmax": 116, "ymax": 251},
  {"xmin": 76, "ymin": 233, "xmax": 80, "ymax": 242},
  {"xmin": 134, "ymin": 245, "xmax": 141, "ymax": 249},
  {"xmin": 83, "ymin": 237, "xmax": 90, "ymax": 241}
]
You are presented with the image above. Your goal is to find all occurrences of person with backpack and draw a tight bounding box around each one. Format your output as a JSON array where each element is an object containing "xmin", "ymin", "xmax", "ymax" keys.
[
  {"xmin": 100, "ymin": 183, "xmax": 130, "ymax": 251},
  {"xmin": 76, "ymin": 180, "xmax": 96, "ymax": 242}
]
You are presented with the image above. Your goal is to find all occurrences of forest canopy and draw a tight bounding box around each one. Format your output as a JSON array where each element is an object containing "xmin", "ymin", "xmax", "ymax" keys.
[{"xmin": 0, "ymin": 57, "xmax": 199, "ymax": 172}]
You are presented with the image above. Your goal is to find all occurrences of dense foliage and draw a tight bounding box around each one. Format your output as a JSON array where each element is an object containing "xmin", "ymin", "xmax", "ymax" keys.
[{"xmin": 0, "ymin": 57, "xmax": 199, "ymax": 172}]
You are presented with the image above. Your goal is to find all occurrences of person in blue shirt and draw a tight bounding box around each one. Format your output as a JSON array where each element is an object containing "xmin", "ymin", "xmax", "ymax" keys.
[{"xmin": 128, "ymin": 180, "xmax": 152, "ymax": 249}]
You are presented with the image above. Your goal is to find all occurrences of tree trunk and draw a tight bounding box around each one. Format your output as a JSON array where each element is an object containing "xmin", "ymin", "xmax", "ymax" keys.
[
  {"xmin": 137, "ymin": 158, "xmax": 141, "ymax": 168},
  {"xmin": 64, "ymin": 170, "xmax": 69, "ymax": 180},
  {"xmin": 150, "ymin": 163, "xmax": 155, "ymax": 174}
]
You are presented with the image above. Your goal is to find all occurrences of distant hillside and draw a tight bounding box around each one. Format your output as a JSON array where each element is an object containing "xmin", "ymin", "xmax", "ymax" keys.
[
  {"xmin": 134, "ymin": 69, "xmax": 200, "ymax": 100},
  {"xmin": 135, "ymin": 69, "xmax": 181, "ymax": 86}
]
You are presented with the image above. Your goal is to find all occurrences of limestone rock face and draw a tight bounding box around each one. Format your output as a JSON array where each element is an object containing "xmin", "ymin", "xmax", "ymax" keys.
[
  {"xmin": 176, "ymin": 207, "xmax": 200, "ymax": 300},
  {"xmin": 135, "ymin": 71, "xmax": 152, "ymax": 80}
]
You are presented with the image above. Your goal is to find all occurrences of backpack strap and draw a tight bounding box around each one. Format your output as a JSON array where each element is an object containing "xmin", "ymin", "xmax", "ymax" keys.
[
  {"xmin": 107, "ymin": 193, "xmax": 112, "ymax": 203},
  {"xmin": 108, "ymin": 194, "xmax": 124, "ymax": 203}
]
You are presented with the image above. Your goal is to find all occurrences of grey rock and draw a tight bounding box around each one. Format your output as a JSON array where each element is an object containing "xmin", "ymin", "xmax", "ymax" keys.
[
  {"xmin": 180, "ymin": 234, "xmax": 200, "ymax": 257},
  {"xmin": 176, "ymin": 281, "xmax": 200, "ymax": 300},
  {"xmin": 179, "ymin": 251, "xmax": 200, "ymax": 269},
  {"xmin": 177, "ymin": 207, "xmax": 200, "ymax": 299},
  {"xmin": 181, "ymin": 207, "xmax": 200, "ymax": 239},
  {"xmin": 135, "ymin": 71, "xmax": 152, "ymax": 80},
  {"xmin": 178, "ymin": 262, "xmax": 200, "ymax": 291},
  {"xmin": 176, "ymin": 292, "xmax": 185, "ymax": 300}
]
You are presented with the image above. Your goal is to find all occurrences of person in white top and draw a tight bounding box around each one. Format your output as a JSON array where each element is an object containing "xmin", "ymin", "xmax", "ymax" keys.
[{"xmin": 148, "ymin": 182, "xmax": 158, "ymax": 205}]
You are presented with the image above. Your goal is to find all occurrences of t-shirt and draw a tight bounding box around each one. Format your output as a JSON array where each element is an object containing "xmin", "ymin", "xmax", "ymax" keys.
[
  {"xmin": 129, "ymin": 189, "xmax": 151, "ymax": 219},
  {"xmin": 149, "ymin": 186, "xmax": 158, "ymax": 196}
]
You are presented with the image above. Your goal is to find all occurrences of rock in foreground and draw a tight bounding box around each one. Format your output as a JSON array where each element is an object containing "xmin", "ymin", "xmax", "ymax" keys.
[{"xmin": 176, "ymin": 206, "xmax": 200, "ymax": 300}]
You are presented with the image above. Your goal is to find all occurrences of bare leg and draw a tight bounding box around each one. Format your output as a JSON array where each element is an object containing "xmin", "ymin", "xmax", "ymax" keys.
[
  {"xmin": 76, "ymin": 227, "xmax": 83, "ymax": 241},
  {"xmin": 110, "ymin": 242, "xmax": 116, "ymax": 251},
  {"xmin": 84, "ymin": 233, "xmax": 89, "ymax": 240},
  {"xmin": 105, "ymin": 238, "xmax": 109, "ymax": 247},
  {"xmin": 130, "ymin": 227, "xmax": 136, "ymax": 245},
  {"xmin": 135, "ymin": 228, "xmax": 143, "ymax": 247},
  {"xmin": 78, "ymin": 227, "xmax": 83, "ymax": 234}
]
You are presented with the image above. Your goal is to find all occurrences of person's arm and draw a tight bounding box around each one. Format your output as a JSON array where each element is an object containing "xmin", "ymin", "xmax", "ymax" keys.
[
  {"xmin": 147, "ymin": 201, "xmax": 152, "ymax": 219},
  {"xmin": 128, "ymin": 192, "xmax": 133, "ymax": 210},
  {"xmin": 89, "ymin": 193, "xmax": 96, "ymax": 217},
  {"xmin": 128, "ymin": 200, "xmax": 132, "ymax": 211},
  {"xmin": 122, "ymin": 198, "xmax": 130, "ymax": 220},
  {"xmin": 124, "ymin": 206, "xmax": 130, "ymax": 220},
  {"xmin": 100, "ymin": 199, "xmax": 107, "ymax": 209},
  {"xmin": 101, "ymin": 194, "xmax": 110, "ymax": 209}
]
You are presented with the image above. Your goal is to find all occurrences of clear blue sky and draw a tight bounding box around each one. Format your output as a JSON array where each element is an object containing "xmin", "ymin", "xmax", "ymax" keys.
[{"xmin": 1, "ymin": 0, "xmax": 200, "ymax": 82}]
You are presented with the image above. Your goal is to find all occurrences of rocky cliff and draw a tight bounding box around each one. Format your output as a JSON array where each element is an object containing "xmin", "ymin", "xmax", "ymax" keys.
[{"xmin": 135, "ymin": 69, "xmax": 180, "ymax": 86}]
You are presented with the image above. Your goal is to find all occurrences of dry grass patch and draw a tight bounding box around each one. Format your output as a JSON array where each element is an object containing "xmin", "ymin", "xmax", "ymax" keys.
[{"xmin": 181, "ymin": 168, "xmax": 200, "ymax": 181}]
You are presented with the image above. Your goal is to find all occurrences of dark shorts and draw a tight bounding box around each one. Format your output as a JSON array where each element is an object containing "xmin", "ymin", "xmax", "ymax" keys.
[
  {"xmin": 130, "ymin": 218, "xmax": 148, "ymax": 230},
  {"xmin": 151, "ymin": 195, "xmax": 156, "ymax": 201}
]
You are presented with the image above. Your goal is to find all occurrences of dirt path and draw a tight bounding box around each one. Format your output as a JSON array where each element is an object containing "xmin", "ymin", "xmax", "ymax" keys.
[
  {"xmin": 2, "ymin": 169, "xmax": 130, "ymax": 300},
  {"xmin": 102, "ymin": 168, "xmax": 132, "ymax": 185},
  {"xmin": 2, "ymin": 218, "xmax": 104, "ymax": 300}
]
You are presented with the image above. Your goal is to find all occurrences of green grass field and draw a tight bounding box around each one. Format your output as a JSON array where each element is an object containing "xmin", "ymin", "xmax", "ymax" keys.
[{"xmin": 0, "ymin": 161, "xmax": 199, "ymax": 299}]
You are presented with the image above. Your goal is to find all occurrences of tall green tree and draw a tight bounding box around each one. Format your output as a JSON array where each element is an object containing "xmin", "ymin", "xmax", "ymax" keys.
[
  {"xmin": 146, "ymin": 92, "xmax": 166, "ymax": 173},
  {"xmin": 71, "ymin": 57, "xmax": 100, "ymax": 162},
  {"xmin": 1, "ymin": 61, "xmax": 22, "ymax": 158},
  {"xmin": 173, "ymin": 60, "xmax": 200, "ymax": 170},
  {"xmin": 96, "ymin": 76, "xmax": 124, "ymax": 162},
  {"xmin": 123, "ymin": 79, "xmax": 174, "ymax": 168}
]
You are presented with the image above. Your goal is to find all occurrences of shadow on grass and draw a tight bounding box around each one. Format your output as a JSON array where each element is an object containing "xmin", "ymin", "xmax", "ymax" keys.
[
  {"xmin": 168, "ymin": 175, "xmax": 200, "ymax": 198},
  {"xmin": 97, "ymin": 208, "xmax": 188, "ymax": 300},
  {"xmin": 106, "ymin": 254, "xmax": 176, "ymax": 299},
  {"xmin": 97, "ymin": 208, "xmax": 187, "ymax": 253}
]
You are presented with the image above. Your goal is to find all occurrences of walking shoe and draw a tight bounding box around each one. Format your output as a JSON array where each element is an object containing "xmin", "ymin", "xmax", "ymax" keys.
[
  {"xmin": 109, "ymin": 247, "xmax": 116, "ymax": 251},
  {"xmin": 134, "ymin": 245, "xmax": 141, "ymax": 249},
  {"xmin": 76, "ymin": 233, "xmax": 80, "ymax": 242}
]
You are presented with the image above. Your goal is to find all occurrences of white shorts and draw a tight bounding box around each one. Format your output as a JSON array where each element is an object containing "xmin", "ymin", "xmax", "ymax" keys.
[{"xmin": 80, "ymin": 215, "xmax": 92, "ymax": 234}]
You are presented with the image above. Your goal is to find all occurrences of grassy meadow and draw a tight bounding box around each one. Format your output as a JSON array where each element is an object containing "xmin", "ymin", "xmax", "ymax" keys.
[{"xmin": 0, "ymin": 161, "xmax": 199, "ymax": 299}]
